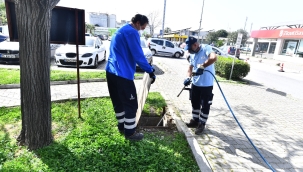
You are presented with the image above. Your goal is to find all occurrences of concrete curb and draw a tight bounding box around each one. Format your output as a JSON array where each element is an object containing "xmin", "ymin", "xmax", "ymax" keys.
[
  {"xmin": 154, "ymin": 60, "xmax": 212, "ymax": 171},
  {"xmin": 0, "ymin": 76, "xmax": 143, "ymax": 89},
  {"xmin": 160, "ymin": 91, "xmax": 213, "ymax": 172}
]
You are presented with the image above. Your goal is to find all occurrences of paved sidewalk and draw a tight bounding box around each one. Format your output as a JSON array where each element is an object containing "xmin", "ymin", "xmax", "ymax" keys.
[
  {"xmin": 1, "ymin": 57, "xmax": 303, "ymax": 171},
  {"xmin": 152, "ymin": 57, "xmax": 303, "ymax": 172}
]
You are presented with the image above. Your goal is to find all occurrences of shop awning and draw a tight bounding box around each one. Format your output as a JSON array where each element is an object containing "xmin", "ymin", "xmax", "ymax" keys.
[
  {"xmin": 251, "ymin": 28, "xmax": 303, "ymax": 39},
  {"xmin": 163, "ymin": 34, "xmax": 188, "ymax": 39}
]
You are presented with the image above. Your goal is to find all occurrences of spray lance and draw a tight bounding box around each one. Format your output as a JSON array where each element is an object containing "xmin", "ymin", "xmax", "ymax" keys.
[{"xmin": 177, "ymin": 64, "xmax": 205, "ymax": 97}]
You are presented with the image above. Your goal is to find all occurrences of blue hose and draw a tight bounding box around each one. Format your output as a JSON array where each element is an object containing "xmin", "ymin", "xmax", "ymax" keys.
[{"xmin": 205, "ymin": 70, "xmax": 276, "ymax": 172}]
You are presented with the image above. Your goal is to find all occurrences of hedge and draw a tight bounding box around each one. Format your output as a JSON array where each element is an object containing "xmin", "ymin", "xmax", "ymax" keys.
[{"xmin": 215, "ymin": 56, "xmax": 250, "ymax": 79}]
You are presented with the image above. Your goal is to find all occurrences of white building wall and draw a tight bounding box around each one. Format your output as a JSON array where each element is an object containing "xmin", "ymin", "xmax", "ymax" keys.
[
  {"xmin": 88, "ymin": 13, "xmax": 108, "ymax": 27},
  {"xmin": 108, "ymin": 14, "xmax": 116, "ymax": 28}
]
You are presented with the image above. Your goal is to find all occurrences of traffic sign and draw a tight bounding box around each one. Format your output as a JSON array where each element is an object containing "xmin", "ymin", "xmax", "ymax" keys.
[{"xmin": 235, "ymin": 33, "xmax": 243, "ymax": 49}]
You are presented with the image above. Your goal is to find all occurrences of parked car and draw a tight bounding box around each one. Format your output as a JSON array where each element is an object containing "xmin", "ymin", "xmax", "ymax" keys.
[
  {"xmin": 211, "ymin": 46, "xmax": 235, "ymax": 58},
  {"xmin": 240, "ymin": 47, "xmax": 251, "ymax": 52},
  {"xmin": 147, "ymin": 38, "xmax": 184, "ymax": 58},
  {"xmin": 136, "ymin": 37, "xmax": 153, "ymax": 70},
  {"xmin": 184, "ymin": 45, "xmax": 235, "ymax": 62},
  {"xmin": 85, "ymin": 33, "xmax": 93, "ymax": 37},
  {"xmin": 55, "ymin": 36, "xmax": 106, "ymax": 68},
  {"xmin": 0, "ymin": 33, "xmax": 8, "ymax": 42},
  {"xmin": 220, "ymin": 46, "xmax": 240, "ymax": 59},
  {"xmin": 0, "ymin": 40, "xmax": 19, "ymax": 64},
  {"xmin": 97, "ymin": 34, "xmax": 108, "ymax": 40}
]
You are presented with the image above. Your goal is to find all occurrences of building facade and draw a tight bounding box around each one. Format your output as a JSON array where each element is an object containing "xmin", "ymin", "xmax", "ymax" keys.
[
  {"xmin": 87, "ymin": 12, "xmax": 108, "ymax": 27},
  {"xmin": 250, "ymin": 21, "xmax": 303, "ymax": 62},
  {"xmin": 108, "ymin": 14, "xmax": 116, "ymax": 28},
  {"xmin": 162, "ymin": 28, "xmax": 210, "ymax": 43}
]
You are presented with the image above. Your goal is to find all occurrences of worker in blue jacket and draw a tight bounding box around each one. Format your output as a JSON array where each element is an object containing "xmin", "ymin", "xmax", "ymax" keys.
[{"xmin": 105, "ymin": 14, "xmax": 156, "ymax": 141}]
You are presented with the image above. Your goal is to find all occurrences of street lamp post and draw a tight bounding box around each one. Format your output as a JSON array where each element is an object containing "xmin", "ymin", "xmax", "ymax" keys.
[
  {"xmin": 161, "ymin": 0, "xmax": 166, "ymax": 38},
  {"xmin": 197, "ymin": 0, "xmax": 205, "ymax": 43}
]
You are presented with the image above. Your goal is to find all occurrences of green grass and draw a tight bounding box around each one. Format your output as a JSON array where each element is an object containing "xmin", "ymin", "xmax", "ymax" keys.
[
  {"xmin": 0, "ymin": 68, "xmax": 143, "ymax": 85},
  {"xmin": 143, "ymin": 92, "xmax": 167, "ymax": 116},
  {"xmin": 215, "ymin": 74, "xmax": 248, "ymax": 84},
  {"xmin": 0, "ymin": 95, "xmax": 199, "ymax": 171},
  {"xmin": 0, "ymin": 68, "xmax": 20, "ymax": 85}
]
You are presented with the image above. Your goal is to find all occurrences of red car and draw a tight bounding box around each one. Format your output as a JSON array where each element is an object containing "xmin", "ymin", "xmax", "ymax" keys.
[{"xmin": 220, "ymin": 46, "xmax": 240, "ymax": 59}]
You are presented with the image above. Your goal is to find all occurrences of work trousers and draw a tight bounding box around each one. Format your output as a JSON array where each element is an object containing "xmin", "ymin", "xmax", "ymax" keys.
[
  {"xmin": 190, "ymin": 85, "xmax": 214, "ymax": 124},
  {"xmin": 106, "ymin": 72, "xmax": 138, "ymax": 136}
]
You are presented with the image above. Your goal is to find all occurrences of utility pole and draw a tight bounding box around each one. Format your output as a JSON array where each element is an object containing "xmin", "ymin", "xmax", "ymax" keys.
[
  {"xmin": 250, "ymin": 23, "xmax": 253, "ymax": 33},
  {"xmin": 244, "ymin": 16, "xmax": 248, "ymax": 31},
  {"xmin": 161, "ymin": 0, "xmax": 166, "ymax": 38},
  {"xmin": 197, "ymin": 0, "xmax": 205, "ymax": 43}
]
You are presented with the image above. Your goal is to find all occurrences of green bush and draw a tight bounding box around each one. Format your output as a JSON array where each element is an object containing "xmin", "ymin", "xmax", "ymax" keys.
[{"xmin": 215, "ymin": 56, "xmax": 250, "ymax": 79}]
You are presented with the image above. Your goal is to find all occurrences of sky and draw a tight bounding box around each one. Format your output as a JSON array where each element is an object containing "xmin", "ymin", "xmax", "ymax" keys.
[{"xmin": 57, "ymin": 0, "xmax": 303, "ymax": 33}]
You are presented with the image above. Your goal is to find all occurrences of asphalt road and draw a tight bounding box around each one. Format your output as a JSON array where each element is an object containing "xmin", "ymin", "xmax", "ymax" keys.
[{"xmin": 244, "ymin": 61, "xmax": 303, "ymax": 100}]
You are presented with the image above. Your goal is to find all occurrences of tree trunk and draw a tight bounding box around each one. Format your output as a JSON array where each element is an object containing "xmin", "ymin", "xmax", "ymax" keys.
[{"xmin": 15, "ymin": 0, "xmax": 59, "ymax": 150}]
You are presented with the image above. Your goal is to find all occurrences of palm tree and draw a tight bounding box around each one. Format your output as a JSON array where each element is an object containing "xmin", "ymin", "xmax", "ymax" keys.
[{"xmin": 85, "ymin": 23, "xmax": 95, "ymax": 34}]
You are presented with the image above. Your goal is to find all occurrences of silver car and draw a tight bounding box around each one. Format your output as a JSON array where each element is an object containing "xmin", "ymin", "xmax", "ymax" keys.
[{"xmin": 139, "ymin": 37, "xmax": 153, "ymax": 65}]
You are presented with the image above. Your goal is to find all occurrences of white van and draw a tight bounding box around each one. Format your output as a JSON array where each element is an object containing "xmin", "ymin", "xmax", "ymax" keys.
[{"xmin": 147, "ymin": 38, "xmax": 184, "ymax": 58}]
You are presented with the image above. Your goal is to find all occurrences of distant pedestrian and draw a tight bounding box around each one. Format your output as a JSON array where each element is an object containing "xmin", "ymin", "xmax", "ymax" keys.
[
  {"xmin": 105, "ymin": 14, "xmax": 156, "ymax": 141},
  {"xmin": 183, "ymin": 36, "xmax": 217, "ymax": 135}
]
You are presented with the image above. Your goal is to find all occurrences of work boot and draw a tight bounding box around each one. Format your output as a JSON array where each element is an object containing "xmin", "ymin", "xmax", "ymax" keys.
[
  {"xmin": 125, "ymin": 132, "xmax": 144, "ymax": 141},
  {"xmin": 195, "ymin": 122, "xmax": 206, "ymax": 135},
  {"xmin": 185, "ymin": 119, "xmax": 199, "ymax": 128}
]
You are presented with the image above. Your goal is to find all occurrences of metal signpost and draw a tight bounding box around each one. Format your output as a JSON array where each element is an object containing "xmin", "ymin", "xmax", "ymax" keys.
[{"xmin": 229, "ymin": 33, "xmax": 242, "ymax": 80}]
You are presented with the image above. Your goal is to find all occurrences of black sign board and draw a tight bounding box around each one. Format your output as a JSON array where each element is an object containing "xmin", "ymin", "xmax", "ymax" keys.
[{"xmin": 5, "ymin": 1, "xmax": 85, "ymax": 45}]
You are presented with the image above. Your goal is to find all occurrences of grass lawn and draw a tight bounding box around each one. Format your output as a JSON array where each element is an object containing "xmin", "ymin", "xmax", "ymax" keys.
[
  {"xmin": 0, "ymin": 93, "xmax": 199, "ymax": 171},
  {"xmin": 0, "ymin": 68, "xmax": 143, "ymax": 85}
]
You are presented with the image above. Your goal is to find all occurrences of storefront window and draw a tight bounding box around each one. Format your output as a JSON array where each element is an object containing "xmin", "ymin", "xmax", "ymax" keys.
[
  {"xmin": 258, "ymin": 42, "xmax": 269, "ymax": 52},
  {"xmin": 296, "ymin": 39, "xmax": 303, "ymax": 57},
  {"xmin": 281, "ymin": 40, "xmax": 299, "ymax": 56}
]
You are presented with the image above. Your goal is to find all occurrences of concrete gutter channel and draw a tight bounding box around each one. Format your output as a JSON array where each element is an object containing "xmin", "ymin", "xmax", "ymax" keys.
[{"xmin": 0, "ymin": 77, "xmax": 211, "ymax": 172}]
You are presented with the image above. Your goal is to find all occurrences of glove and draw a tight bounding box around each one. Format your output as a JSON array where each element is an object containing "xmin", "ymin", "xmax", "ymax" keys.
[
  {"xmin": 149, "ymin": 72, "xmax": 156, "ymax": 84},
  {"xmin": 193, "ymin": 64, "xmax": 204, "ymax": 76},
  {"xmin": 148, "ymin": 67, "xmax": 156, "ymax": 84},
  {"xmin": 183, "ymin": 78, "xmax": 191, "ymax": 86}
]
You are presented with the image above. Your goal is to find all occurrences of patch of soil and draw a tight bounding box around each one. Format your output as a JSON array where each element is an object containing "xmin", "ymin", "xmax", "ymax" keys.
[
  {"xmin": 141, "ymin": 106, "xmax": 166, "ymax": 117},
  {"xmin": 138, "ymin": 106, "xmax": 177, "ymax": 134},
  {"xmin": 4, "ymin": 122, "xmax": 21, "ymax": 140}
]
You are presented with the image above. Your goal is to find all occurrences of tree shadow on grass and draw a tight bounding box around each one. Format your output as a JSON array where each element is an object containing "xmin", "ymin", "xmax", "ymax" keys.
[
  {"xmin": 1, "ymin": 98, "xmax": 200, "ymax": 171},
  {"xmin": 33, "ymin": 131, "xmax": 200, "ymax": 171}
]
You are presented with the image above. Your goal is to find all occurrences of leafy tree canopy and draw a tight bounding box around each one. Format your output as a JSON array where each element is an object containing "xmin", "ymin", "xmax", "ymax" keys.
[
  {"xmin": 0, "ymin": 2, "xmax": 7, "ymax": 25},
  {"xmin": 216, "ymin": 29, "xmax": 228, "ymax": 38},
  {"xmin": 227, "ymin": 29, "xmax": 249, "ymax": 45}
]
